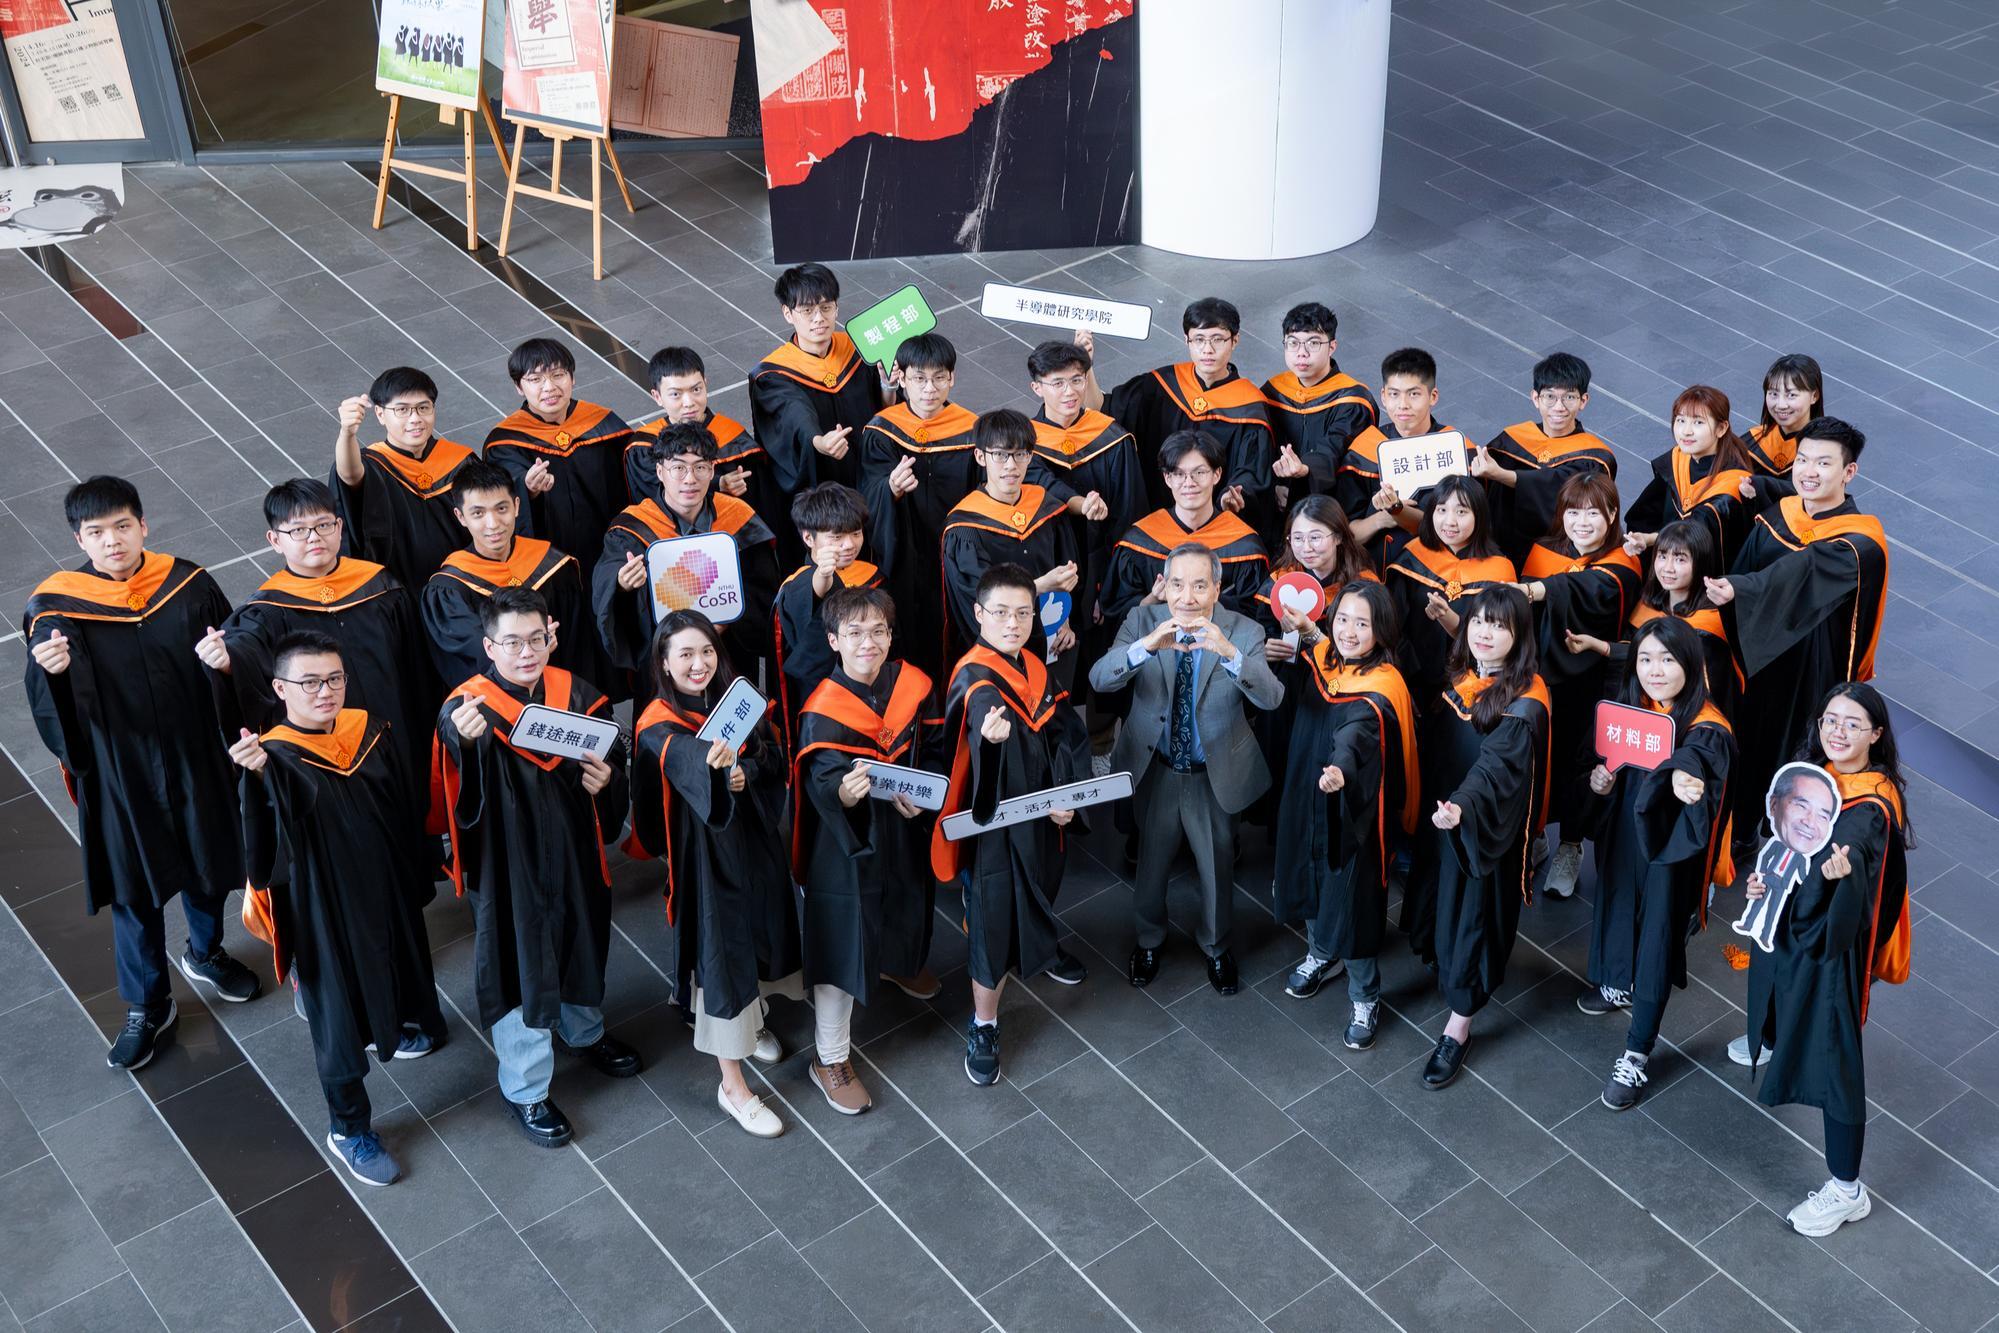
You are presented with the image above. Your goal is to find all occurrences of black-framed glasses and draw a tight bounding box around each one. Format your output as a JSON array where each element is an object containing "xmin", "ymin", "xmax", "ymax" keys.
[
  {"xmin": 275, "ymin": 519, "xmax": 341, "ymax": 540},
  {"xmin": 490, "ymin": 632, "xmax": 553, "ymax": 654},
  {"xmin": 278, "ymin": 672, "xmax": 346, "ymax": 694}
]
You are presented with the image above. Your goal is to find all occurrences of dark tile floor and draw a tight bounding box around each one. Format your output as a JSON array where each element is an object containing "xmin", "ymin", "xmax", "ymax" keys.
[{"xmin": 4, "ymin": 0, "xmax": 1999, "ymax": 1328}]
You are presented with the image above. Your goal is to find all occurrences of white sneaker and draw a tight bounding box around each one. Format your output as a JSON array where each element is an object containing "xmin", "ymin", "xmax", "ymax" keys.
[
  {"xmin": 1787, "ymin": 1180, "xmax": 1870, "ymax": 1236},
  {"xmin": 718, "ymin": 1083, "xmax": 784, "ymax": 1138},
  {"xmin": 751, "ymin": 1029, "xmax": 782, "ymax": 1065},
  {"xmin": 1727, "ymin": 1034, "xmax": 1770, "ymax": 1068},
  {"xmin": 1544, "ymin": 841, "xmax": 1582, "ymax": 899}
]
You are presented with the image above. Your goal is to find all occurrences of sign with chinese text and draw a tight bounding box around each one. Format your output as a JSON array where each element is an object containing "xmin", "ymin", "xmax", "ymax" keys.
[
  {"xmin": 646, "ymin": 532, "xmax": 744, "ymax": 625},
  {"xmin": 981, "ymin": 282, "xmax": 1151, "ymax": 340},
  {"xmin": 846, "ymin": 285, "xmax": 936, "ymax": 370},
  {"xmin": 511, "ymin": 703, "xmax": 620, "ymax": 760},
  {"xmin": 1376, "ymin": 430, "xmax": 1469, "ymax": 497},
  {"xmin": 851, "ymin": 759, "xmax": 950, "ymax": 811},
  {"xmin": 611, "ymin": 15, "xmax": 737, "ymax": 138},
  {"xmin": 941, "ymin": 770, "xmax": 1134, "ymax": 841},
  {"xmin": 694, "ymin": 676, "xmax": 769, "ymax": 749},
  {"xmin": 0, "ymin": 0, "xmax": 141, "ymax": 142},
  {"xmin": 502, "ymin": 0, "xmax": 614, "ymax": 135},
  {"xmin": 376, "ymin": 0, "xmax": 485, "ymax": 111},
  {"xmin": 1595, "ymin": 700, "xmax": 1674, "ymax": 774}
]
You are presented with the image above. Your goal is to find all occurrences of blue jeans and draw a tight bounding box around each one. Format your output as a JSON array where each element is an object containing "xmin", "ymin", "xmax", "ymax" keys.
[{"xmin": 492, "ymin": 1004, "xmax": 603, "ymax": 1105}]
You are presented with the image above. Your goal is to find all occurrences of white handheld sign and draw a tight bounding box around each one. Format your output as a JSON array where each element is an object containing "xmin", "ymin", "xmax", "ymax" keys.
[
  {"xmin": 980, "ymin": 282, "xmax": 1153, "ymax": 340},
  {"xmin": 850, "ymin": 759, "xmax": 950, "ymax": 811},
  {"xmin": 693, "ymin": 676, "xmax": 768, "ymax": 749},
  {"xmin": 1376, "ymin": 430, "xmax": 1469, "ymax": 496},
  {"xmin": 511, "ymin": 704, "xmax": 621, "ymax": 761},
  {"xmin": 940, "ymin": 771, "xmax": 1134, "ymax": 841},
  {"xmin": 646, "ymin": 532, "xmax": 745, "ymax": 624}
]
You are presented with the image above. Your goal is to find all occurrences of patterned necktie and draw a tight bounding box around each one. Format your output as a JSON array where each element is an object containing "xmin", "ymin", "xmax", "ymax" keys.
[{"xmin": 1170, "ymin": 645, "xmax": 1196, "ymax": 771}]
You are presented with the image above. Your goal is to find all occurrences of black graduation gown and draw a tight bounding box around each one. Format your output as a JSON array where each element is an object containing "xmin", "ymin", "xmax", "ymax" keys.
[
  {"xmin": 1724, "ymin": 496, "xmax": 1888, "ymax": 838},
  {"xmin": 1271, "ymin": 649, "xmax": 1417, "ymax": 961},
  {"xmin": 1247, "ymin": 566, "xmax": 1352, "ymax": 823},
  {"xmin": 623, "ymin": 411, "xmax": 776, "ymax": 525},
  {"xmin": 929, "ymin": 646, "xmax": 1087, "ymax": 989},
  {"xmin": 1261, "ymin": 367, "xmax": 1379, "ymax": 501},
  {"xmin": 629, "ymin": 692, "xmax": 801, "ymax": 1021},
  {"xmin": 1107, "ymin": 362, "xmax": 1277, "ymax": 538},
  {"xmin": 1384, "ymin": 542, "xmax": 1518, "ymax": 707},
  {"xmin": 790, "ymin": 662, "xmax": 943, "ymax": 1001},
  {"xmin": 940, "ymin": 485, "xmax": 1080, "ymax": 689},
  {"xmin": 1745, "ymin": 774, "xmax": 1909, "ymax": 1123},
  {"xmin": 1521, "ymin": 539, "xmax": 1644, "ymax": 833},
  {"xmin": 483, "ymin": 399, "xmax": 635, "ymax": 574},
  {"xmin": 421, "ymin": 537, "xmax": 601, "ymax": 691},
  {"xmin": 1602, "ymin": 604, "xmax": 1739, "ymax": 720},
  {"xmin": 1102, "ymin": 508, "xmax": 1268, "ymax": 622},
  {"xmin": 221, "ymin": 559, "xmax": 434, "ymax": 800},
  {"xmin": 23, "ymin": 553, "xmax": 243, "ymax": 913},
  {"xmin": 241, "ymin": 711, "xmax": 445, "ymax": 1087},
  {"xmin": 771, "ymin": 560, "xmax": 886, "ymax": 749},
  {"xmin": 1335, "ymin": 420, "xmax": 1469, "ymax": 573},
  {"xmin": 1584, "ymin": 705, "xmax": 1734, "ymax": 1002},
  {"xmin": 1480, "ymin": 421, "xmax": 1618, "ymax": 565},
  {"xmin": 1407, "ymin": 675, "xmax": 1550, "ymax": 1017},
  {"xmin": 1623, "ymin": 449, "xmax": 1754, "ymax": 566},
  {"xmin": 331, "ymin": 436, "xmax": 478, "ymax": 592},
  {"xmin": 749, "ymin": 332, "xmax": 884, "ymax": 559},
  {"xmin": 1030, "ymin": 408, "xmax": 1145, "ymax": 661},
  {"xmin": 434, "ymin": 667, "xmax": 628, "ymax": 1030}
]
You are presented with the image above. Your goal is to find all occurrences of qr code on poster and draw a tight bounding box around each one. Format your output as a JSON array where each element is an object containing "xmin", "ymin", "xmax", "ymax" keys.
[{"xmin": 778, "ymin": 8, "xmax": 851, "ymax": 103}]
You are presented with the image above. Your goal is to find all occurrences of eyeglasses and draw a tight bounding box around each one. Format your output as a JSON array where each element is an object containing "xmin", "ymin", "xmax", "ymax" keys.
[
  {"xmin": 1534, "ymin": 390, "xmax": 1583, "ymax": 407},
  {"xmin": 1186, "ymin": 334, "xmax": 1234, "ymax": 351},
  {"xmin": 490, "ymin": 632, "xmax": 552, "ymax": 654},
  {"xmin": 1819, "ymin": 714, "xmax": 1874, "ymax": 735},
  {"xmin": 381, "ymin": 402, "xmax": 435, "ymax": 419},
  {"xmin": 519, "ymin": 369, "xmax": 572, "ymax": 388},
  {"xmin": 661, "ymin": 460, "xmax": 715, "ymax": 479},
  {"xmin": 1035, "ymin": 374, "xmax": 1088, "ymax": 392},
  {"xmin": 790, "ymin": 301, "xmax": 838, "ymax": 318},
  {"xmin": 275, "ymin": 519, "xmax": 340, "ymax": 540},
  {"xmin": 981, "ymin": 606, "xmax": 1035, "ymax": 622},
  {"xmin": 837, "ymin": 626, "xmax": 891, "ymax": 643},
  {"xmin": 981, "ymin": 449, "xmax": 1032, "ymax": 464},
  {"xmin": 1291, "ymin": 530, "xmax": 1336, "ymax": 546},
  {"xmin": 1165, "ymin": 467, "xmax": 1216, "ymax": 484},
  {"xmin": 902, "ymin": 374, "xmax": 953, "ymax": 390},
  {"xmin": 1283, "ymin": 337, "xmax": 1330, "ymax": 353},
  {"xmin": 278, "ymin": 672, "xmax": 346, "ymax": 694}
]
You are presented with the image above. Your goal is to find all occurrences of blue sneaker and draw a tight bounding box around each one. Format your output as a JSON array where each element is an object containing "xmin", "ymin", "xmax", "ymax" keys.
[
  {"xmin": 393, "ymin": 1027, "xmax": 437, "ymax": 1060},
  {"xmin": 327, "ymin": 1131, "xmax": 400, "ymax": 1186}
]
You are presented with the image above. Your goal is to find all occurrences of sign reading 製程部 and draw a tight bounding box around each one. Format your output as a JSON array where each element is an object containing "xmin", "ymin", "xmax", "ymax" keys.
[
  {"xmin": 646, "ymin": 532, "xmax": 744, "ymax": 625},
  {"xmin": 1376, "ymin": 430, "xmax": 1469, "ymax": 498},
  {"xmin": 941, "ymin": 771, "xmax": 1134, "ymax": 841},
  {"xmin": 980, "ymin": 283, "xmax": 1151, "ymax": 340},
  {"xmin": 511, "ymin": 703, "xmax": 621, "ymax": 760},
  {"xmin": 847, "ymin": 285, "xmax": 937, "ymax": 370}
]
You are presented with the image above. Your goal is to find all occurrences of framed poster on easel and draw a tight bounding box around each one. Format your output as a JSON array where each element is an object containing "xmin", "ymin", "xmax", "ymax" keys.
[
  {"xmin": 497, "ymin": 0, "xmax": 637, "ymax": 279},
  {"xmin": 371, "ymin": 0, "xmax": 513, "ymax": 251}
]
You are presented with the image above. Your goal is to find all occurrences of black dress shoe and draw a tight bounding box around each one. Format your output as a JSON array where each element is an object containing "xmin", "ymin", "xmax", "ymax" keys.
[
  {"xmin": 1128, "ymin": 947, "xmax": 1161, "ymax": 988},
  {"xmin": 1207, "ymin": 951, "xmax": 1238, "ymax": 995},
  {"xmin": 508, "ymin": 1097, "xmax": 574, "ymax": 1148},
  {"xmin": 559, "ymin": 1033, "xmax": 643, "ymax": 1078},
  {"xmin": 1422, "ymin": 1033, "xmax": 1471, "ymax": 1089}
]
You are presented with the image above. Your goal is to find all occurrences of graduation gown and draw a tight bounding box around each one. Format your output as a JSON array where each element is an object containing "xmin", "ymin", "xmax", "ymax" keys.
[
  {"xmin": 771, "ymin": 560, "xmax": 885, "ymax": 750},
  {"xmin": 862, "ymin": 401, "xmax": 981, "ymax": 677},
  {"xmin": 1724, "ymin": 497, "xmax": 1888, "ymax": 834},
  {"xmin": 221, "ymin": 558, "xmax": 433, "ymax": 799},
  {"xmin": 1261, "ymin": 367, "xmax": 1379, "ymax": 501},
  {"xmin": 1271, "ymin": 648, "xmax": 1417, "ymax": 960},
  {"xmin": 929, "ymin": 646, "xmax": 1087, "ymax": 988},
  {"xmin": 1384, "ymin": 541, "xmax": 1518, "ymax": 705},
  {"xmin": 748, "ymin": 333, "xmax": 884, "ymax": 556},
  {"xmin": 434, "ymin": 667, "xmax": 627, "ymax": 1030},
  {"xmin": 1407, "ymin": 673, "xmax": 1551, "ymax": 1017},
  {"xmin": 940, "ymin": 484, "xmax": 1079, "ymax": 686},
  {"xmin": 1584, "ymin": 701, "xmax": 1734, "ymax": 1002},
  {"xmin": 1624, "ymin": 448, "xmax": 1754, "ymax": 565},
  {"xmin": 622, "ymin": 411, "xmax": 775, "ymax": 524},
  {"xmin": 1335, "ymin": 420, "xmax": 1468, "ymax": 573},
  {"xmin": 1743, "ymin": 421, "xmax": 1799, "ymax": 478},
  {"xmin": 1480, "ymin": 421, "xmax": 1618, "ymax": 565},
  {"xmin": 628, "ymin": 692, "xmax": 800, "ymax": 1021},
  {"xmin": 331, "ymin": 436, "xmax": 477, "ymax": 591},
  {"xmin": 421, "ymin": 537, "xmax": 601, "ymax": 690},
  {"xmin": 240, "ymin": 710, "xmax": 444, "ymax": 1086},
  {"xmin": 24, "ymin": 552, "xmax": 243, "ymax": 913},
  {"xmin": 591, "ymin": 495, "xmax": 780, "ymax": 703},
  {"xmin": 1249, "ymin": 565, "xmax": 1375, "ymax": 822},
  {"xmin": 1521, "ymin": 539, "xmax": 1643, "ymax": 831},
  {"xmin": 1745, "ymin": 769, "xmax": 1911, "ymax": 1122},
  {"xmin": 483, "ymin": 399, "xmax": 635, "ymax": 573},
  {"xmin": 1103, "ymin": 508, "xmax": 1269, "ymax": 622},
  {"xmin": 790, "ymin": 662, "xmax": 943, "ymax": 1000},
  {"xmin": 1620, "ymin": 602, "xmax": 1739, "ymax": 718},
  {"xmin": 1107, "ymin": 362, "xmax": 1277, "ymax": 535}
]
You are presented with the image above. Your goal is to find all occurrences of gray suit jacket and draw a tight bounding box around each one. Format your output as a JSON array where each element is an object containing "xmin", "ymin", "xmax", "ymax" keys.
[{"xmin": 1088, "ymin": 602, "xmax": 1284, "ymax": 813}]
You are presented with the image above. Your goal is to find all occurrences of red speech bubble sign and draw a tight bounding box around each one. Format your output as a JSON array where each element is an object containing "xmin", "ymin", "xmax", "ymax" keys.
[
  {"xmin": 1270, "ymin": 571, "xmax": 1327, "ymax": 622},
  {"xmin": 1596, "ymin": 700, "xmax": 1675, "ymax": 773}
]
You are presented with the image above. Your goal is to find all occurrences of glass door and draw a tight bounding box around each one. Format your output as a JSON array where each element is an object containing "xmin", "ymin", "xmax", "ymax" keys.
[{"xmin": 0, "ymin": 0, "xmax": 192, "ymax": 164}]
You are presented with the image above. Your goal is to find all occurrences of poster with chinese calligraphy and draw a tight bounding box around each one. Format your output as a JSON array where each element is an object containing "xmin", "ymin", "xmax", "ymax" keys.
[
  {"xmin": 611, "ymin": 15, "xmax": 737, "ymax": 139},
  {"xmin": 376, "ymin": 0, "xmax": 485, "ymax": 111},
  {"xmin": 751, "ymin": 0, "xmax": 1137, "ymax": 261},
  {"xmin": 502, "ymin": 0, "xmax": 614, "ymax": 136},
  {"xmin": 0, "ymin": 0, "xmax": 142, "ymax": 143}
]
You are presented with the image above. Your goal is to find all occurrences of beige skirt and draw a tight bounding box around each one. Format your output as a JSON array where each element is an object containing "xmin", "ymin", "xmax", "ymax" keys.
[{"xmin": 691, "ymin": 972, "xmax": 805, "ymax": 1060}]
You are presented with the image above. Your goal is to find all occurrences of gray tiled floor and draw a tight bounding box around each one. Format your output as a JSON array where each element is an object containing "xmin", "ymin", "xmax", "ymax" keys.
[{"xmin": 4, "ymin": 0, "xmax": 1999, "ymax": 1328}]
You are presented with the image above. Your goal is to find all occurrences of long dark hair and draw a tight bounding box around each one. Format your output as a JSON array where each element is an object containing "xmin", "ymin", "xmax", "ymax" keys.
[
  {"xmin": 1798, "ymin": 681, "xmax": 1915, "ymax": 847},
  {"xmin": 1329, "ymin": 580, "xmax": 1400, "ymax": 674},
  {"xmin": 1417, "ymin": 475, "xmax": 1501, "ymax": 560},
  {"xmin": 1446, "ymin": 585, "xmax": 1539, "ymax": 731},
  {"xmin": 1757, "ymin": 353, "xmax": 1825, "ymax": 433},
  {"xmin": 1619, "ymin": 615, "xmax": 1710, "ymax": 739},
  {"xmin": 1639, "ymin": 520, "xmax": 1719, "ymax": 615},
  {"xmin": 1274, "ymin": 495, "xmax": 1369, "ymax": 589},
  {"xmin": 649, "ymin": 609, "xmax": 734, "ymax": 704}
]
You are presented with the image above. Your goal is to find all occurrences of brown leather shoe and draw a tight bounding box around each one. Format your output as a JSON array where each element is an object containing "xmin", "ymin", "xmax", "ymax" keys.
[
  {"xmin": 810, "ymin": 1059, "xmax": 873, "ymax": 1115},
  {"xmin": 881, "ymin": 968, "xmax": 941, "ymax": 1001}
]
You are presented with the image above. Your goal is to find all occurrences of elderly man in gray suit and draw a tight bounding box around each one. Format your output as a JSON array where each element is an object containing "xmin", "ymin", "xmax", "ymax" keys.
[{"xmin": 1090, "ymin": 542, "xmax": 1283, "ymax": 994}]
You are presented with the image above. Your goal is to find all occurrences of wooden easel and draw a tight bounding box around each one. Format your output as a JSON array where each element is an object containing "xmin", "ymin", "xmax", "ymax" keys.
[
  {"xmin": 495, "ymin": 117, "xmax": 637, "ymax": 280},
  {"xmin": 372, "ymin": 93, "xmax": 513, "ymax": 251}
]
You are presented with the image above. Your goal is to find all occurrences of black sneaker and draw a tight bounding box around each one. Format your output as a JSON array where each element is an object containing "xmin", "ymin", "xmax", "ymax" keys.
[
  {"xmin": 1284, "ymin": 955, "xmax": 1345, "ymax": 999},
  {"xmin": 1042, "ymin": 951, "xmax": 1087, "ymax": 986},
  {"xmin": 178, "ymin": 947, "xmax": 261, "ymax": 1003},
  {"xmin": 107, "ymin": 1000, "xmax": 176, "ymax": 1070},
  {"xmin": 964, "ymin": 1021, "xmax": 1001, "ymax": 1086},
  {"xmin": 1421, "ymin": 1032, "xmax": 1470, "ymax": 1089},
  {"xmin": 1343, "ymin": 1001, "xmax": 1379, "ymax": 1050},
  {"xmin": 1601, "ymin": 1053, "xmax": 1648, "ymax": 1111},
  {"xmin": 1576, "ymin": 985, "xmax": 1631, "ymax": 1016}
]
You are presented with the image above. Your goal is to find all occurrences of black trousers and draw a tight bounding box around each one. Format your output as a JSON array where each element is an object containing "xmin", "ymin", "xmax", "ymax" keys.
[
  {"xmin": 1824, "ymin": 1114, "xmax": 1864, "ymax": 1183},
  {"xmin": 110, "ymin": 891, "xmax": 227, "ymax": 1009},
  {"xmin": 1625, "ymin": 995, "xmax": 1667, "ymax": 1056}
]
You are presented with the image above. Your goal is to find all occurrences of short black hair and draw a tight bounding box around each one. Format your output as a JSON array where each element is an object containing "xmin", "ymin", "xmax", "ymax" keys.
[
  {"xmin": 64, "ymin": 475, "xmax": 143, "ymax": 531},
  {"xmin": 1159, "ymin": 428, "xmax": 1225, "ymax": 474},
  {"xmin": 774, "ymin": 262, "xmax": 839, "ymax": 309},
  {"xmin": 975, "ymin": 562, "xmax": 1037, "ymax": 603},
  {"xmin": 1532, "ymin": 351, "xmax": 1591, "ymax": 395},
  {"xmin": 973, "ymin": 407, "xmax": 1035, "ymax": 455},
  {"xmin": 263, "ymin": 478, "xmax": 339, "ymax": 530},
  {"xmin": 1027, "ymin": 339, "xmax": 1090, "ymax": 380},
  {"xmin": 1379, "ymin": 347, "xmax": 1437, "ymax": 387},
  {"xmin": 368, "ymin": 366, "xmax": 438, "ymax": 407},
  {"xmin": 645, "ymin": 346, "xmax": 706, "ymax": 389},
  {"xmin": 1182, "ymin": 297, "xmax": 1240, "ymax": 337},
  {"xmin": 894, "ymin": 332, "xmax": 956, "ymax": 374},
  {"xmin": 480, "ymin": 586, "xmax": 548, "ymax": 637},
  {"xmin": 507, "ymin": 338, "xmax": 575, "ymax": 385},
  {"xmin": 1798, "ymin": 415, "xmax": 1866, "ymax": 465},
  {"xmin": 450, "ymin": 458, "xmax": 516, "ymax": 509},
  {"xmin": 273, "ymin": 629, "xmax": 344, "ymax": 678},
  {"xmin": 791, "ymin": 482, "xmax": 868, "ymax": 535},
  {"xmin": 823, "ymin": 584, "xmax": 896, "ymax": 633},
  {"xmin": 1281, "ymin": 302, "xmax": 1338, "ymax": 340},
  {"xmin": 656, "ymin": 421, "xmax": 718, "ymax": 463}
]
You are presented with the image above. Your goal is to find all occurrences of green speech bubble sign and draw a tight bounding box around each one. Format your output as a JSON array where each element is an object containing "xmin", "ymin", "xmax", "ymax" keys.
[{"xmin": 845, "ymin": 284, "xmax": 937, "ymax": 369}]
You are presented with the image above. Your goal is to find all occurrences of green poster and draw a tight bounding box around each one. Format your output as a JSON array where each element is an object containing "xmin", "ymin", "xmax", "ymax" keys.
[{"xmin": 846, "ymin": 285, "xmax": 937, "ymax": 368}]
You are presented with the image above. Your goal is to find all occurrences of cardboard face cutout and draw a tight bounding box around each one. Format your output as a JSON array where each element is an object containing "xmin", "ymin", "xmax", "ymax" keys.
[{"xmin": 1731, "ymin": 762, "xmax": 1839, "ymax": 953}]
